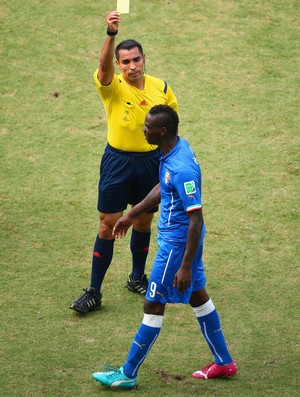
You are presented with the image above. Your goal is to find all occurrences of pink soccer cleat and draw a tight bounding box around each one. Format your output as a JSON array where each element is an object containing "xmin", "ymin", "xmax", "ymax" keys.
[{"xmin": 192, "ymin": 360, "xmax": 237, "ymax": 380}]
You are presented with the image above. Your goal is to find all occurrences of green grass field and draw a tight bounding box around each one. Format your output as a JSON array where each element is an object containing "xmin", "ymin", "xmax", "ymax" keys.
[{"xmin": 1, "ymin": 1, "xmax": 299, "ymax": 396}]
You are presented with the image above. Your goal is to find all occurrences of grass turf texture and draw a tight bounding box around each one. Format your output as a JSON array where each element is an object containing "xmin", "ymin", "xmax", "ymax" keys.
[{"xmin": 1, "ymin": 0, "xmax": 299, "ymax": 396}]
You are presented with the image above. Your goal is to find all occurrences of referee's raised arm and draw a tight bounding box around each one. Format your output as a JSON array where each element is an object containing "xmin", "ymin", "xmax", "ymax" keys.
[{"xmin": 97, "ymin": 11, "xmax": 120, "ymax": 85}]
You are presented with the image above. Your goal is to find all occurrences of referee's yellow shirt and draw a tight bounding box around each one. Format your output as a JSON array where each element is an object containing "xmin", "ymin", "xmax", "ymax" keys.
[{"xmin": 94, "ymin": 70, "xmax": 178, "ymax": 152}]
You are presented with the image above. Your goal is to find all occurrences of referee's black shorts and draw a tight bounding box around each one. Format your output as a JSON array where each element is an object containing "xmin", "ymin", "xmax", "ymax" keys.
[{"xmin": 97, "ymin": 144, "xmax": 160, "ymax": 214}]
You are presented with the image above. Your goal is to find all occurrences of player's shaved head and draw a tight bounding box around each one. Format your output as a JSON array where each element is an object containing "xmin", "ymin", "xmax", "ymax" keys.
[{"xmin": 148, "ymin": 105, "xmax": 179, "ymax": 136}]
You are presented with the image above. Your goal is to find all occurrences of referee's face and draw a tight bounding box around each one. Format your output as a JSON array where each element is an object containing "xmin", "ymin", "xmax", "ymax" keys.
[{"xmin": 116, "ymin": 47, "xmax": 145, "ymax": 85}]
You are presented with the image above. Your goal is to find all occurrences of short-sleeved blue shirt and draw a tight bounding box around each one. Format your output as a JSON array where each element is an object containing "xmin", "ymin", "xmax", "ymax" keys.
[
  {"xmin": 158, "ymin": 137, "xmax": 205, "ymax": 245},
  {"xmin": 145, "ymin": 137, "xmax": 207, "ymax": 304}
]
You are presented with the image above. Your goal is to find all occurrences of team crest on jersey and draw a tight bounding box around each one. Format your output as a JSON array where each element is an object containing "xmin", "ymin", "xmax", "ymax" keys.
[
  {"xmin": 164, "ymin": 170, "xmax": 171, "ymax": 184},
  {"xmin": 184, "ymin": 180, "xmax": 196, "ymax": 195}
]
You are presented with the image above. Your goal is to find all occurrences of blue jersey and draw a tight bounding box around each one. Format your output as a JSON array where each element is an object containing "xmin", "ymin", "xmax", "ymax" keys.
[
  {"xmin": 158, "ymin": 137, "xmax": 205, "ymax": 245},
  {"xmin": 145, "ymin": 137, "xmax": 207, "ymax": 304}
]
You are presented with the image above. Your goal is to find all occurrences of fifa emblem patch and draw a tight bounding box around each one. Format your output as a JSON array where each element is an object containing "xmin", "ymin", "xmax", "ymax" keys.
[{"xmin": 184, "ymin": 180, "xmax": 196, "ymax": 195}]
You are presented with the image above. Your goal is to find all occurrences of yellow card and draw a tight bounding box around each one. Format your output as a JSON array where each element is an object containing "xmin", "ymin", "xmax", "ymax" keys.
[{"xmin": 117, "ymin": 0, "xmax": 130, "ymax": 14}]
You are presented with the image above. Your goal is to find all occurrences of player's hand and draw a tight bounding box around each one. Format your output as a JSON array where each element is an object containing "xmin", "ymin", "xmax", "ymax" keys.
[
  {"xmin": 106, "ymin": 11, "xmax": 120, "ymax": 33},
  {"xmin": 173, "ymin": 266, "xmax": 192, "ymax": 292},
  {"xmin": 112, "ymin": 215, "xmax": 133, "ymax": 239}
]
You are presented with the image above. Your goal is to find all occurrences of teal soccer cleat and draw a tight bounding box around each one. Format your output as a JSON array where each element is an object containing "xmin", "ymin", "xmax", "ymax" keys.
[{"xmin": 93, "ymin": 364, "xmax": 137, "ymax": 389}]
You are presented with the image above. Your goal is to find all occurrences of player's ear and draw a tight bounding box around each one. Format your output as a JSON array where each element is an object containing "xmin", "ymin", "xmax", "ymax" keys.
[{"xmin": 161, "ymin": 127, "xmax": 167, "ymax": 135}]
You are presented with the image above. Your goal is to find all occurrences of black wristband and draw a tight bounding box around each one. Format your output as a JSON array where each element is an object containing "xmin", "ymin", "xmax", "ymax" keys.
[{"xmin": 106, "ymin": 27, "xmax": 118, "ymax": 36}]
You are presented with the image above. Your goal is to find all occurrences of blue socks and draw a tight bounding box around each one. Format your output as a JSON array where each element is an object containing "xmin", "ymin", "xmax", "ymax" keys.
[
  {"xmin": 123, "ymin": 314, "xmax": 164, "ymax": 378},
  {"xmin": 121, "ymin": 300, "xmax": 232, "ymax": 379},
  {"xmin": 130, "ymin": 229, "xmax": 151, "ymax": 280},
  {"xmin": 193, "ymin": 299, "xmax": 232, "ymax": 365},
  {"xmin": 90, "ymin": 236, "xmax": 114, "ymax": 297}
]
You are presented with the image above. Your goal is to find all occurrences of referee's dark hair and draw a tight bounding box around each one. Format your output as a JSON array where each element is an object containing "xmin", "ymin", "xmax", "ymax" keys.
[{"xmin": 115, "ymin": 40, "xmax": 144, "ymax": 61}]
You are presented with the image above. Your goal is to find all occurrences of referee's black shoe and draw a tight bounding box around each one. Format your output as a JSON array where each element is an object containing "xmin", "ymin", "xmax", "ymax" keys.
[
  {"xmin": 126, "ymin": 273, "xmax": 148, "ymax": 296},
  {"xmin": 69, "ymin": 287, "xmax": 101, "ymax": 314}
]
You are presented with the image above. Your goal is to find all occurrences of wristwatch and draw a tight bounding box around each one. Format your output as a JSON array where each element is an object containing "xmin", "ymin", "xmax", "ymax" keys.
[{"xmin": 107, "ymin": 27, "xmax": 118, "ymax": 36}]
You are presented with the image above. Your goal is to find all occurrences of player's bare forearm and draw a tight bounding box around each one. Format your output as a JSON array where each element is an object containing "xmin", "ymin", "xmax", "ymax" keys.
[
  {"xmin": 137, "ymin": 183, "xmax": 161, "ymax": 213},
  {"xmin": 113, "ymin": 184, "xmax": 161, "ymax": 238},
  {"xmin": 128, "ymin": 183, "xmax": 161, "ymax": 219}
]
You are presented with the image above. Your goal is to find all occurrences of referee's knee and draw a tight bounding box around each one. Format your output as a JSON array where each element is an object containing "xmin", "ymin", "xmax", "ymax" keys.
[{"xmin": 132, "ymin": 213, "xmax": 154, "ymax": 232}]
